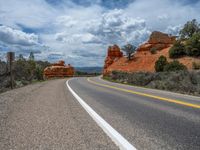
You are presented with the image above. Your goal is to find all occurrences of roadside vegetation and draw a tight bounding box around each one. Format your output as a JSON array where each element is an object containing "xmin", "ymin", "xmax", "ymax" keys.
[
  {"xmin": 169, "ymin": 19, "xmax": 200, "ymax": 58},
  {"xmin": 155, "ymin": 55, "xmax": 187, "ymax": 72},
  {"xmin": 104, "ymin": 70, "xmax": 200, "ymax": 96},
  {"xmin": 0, "ymin": 52, "xmax": 50, "ymax": 93}
]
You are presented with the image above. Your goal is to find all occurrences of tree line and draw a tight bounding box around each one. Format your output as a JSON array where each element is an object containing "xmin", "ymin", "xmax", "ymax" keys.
[{"xmin": 13, "ymin": 52, "xmax": 51, "ymax": 83}]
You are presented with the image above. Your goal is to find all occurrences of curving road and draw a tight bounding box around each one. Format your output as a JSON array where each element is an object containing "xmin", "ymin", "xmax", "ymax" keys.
[{"xmin": 68, "ymin": 76, "xmax": 200, "ymax": 150}]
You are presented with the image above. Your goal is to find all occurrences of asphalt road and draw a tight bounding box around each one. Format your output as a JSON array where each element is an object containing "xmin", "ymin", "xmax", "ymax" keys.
[
  {"xmin": 0, "ymin": 79, "xmax": 117, "ymax": 150},
  {"xmin": 68, "ymin": 76, "xmax": 200, "ymax": 150}
]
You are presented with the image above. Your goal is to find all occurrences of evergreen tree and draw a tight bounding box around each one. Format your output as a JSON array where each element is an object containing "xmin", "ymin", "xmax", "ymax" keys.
[
  {"xmin": 29, "ymin": 52, "xmax": 34, "ymax": 61},
  {"xmin": 180, "ymin": 19, "xmax": 200, "ymax": 39}
]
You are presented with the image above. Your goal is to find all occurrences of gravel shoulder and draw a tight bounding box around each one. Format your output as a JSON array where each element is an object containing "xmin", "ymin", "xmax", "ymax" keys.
[{"xmin": 0, "ymin": 79, "xmax": 117, "ymax": 150}]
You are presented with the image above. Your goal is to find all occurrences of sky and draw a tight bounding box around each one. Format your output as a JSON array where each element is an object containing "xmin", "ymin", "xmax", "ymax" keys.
[{"xmin": 0, "ymin": 0, "xmax": 200, "ymax": 67}]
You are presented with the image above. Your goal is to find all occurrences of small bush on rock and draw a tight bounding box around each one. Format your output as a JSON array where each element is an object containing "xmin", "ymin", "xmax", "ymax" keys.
[
  {"xmin": 155, "ymin": 56, "xmax": 168, "ymax": 72},
  {"xmin": 150, "ymin": 47, "xmax": 157, "ymax": 54}
]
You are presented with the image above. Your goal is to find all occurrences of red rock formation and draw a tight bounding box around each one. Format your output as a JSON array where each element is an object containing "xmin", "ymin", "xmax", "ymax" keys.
[
  {"xmin": 43, "ymin": 61, "xmax": 75, "ymax": 79},
  {"xmin": 103, "ymin": 44, "xmax": 123, "ymax": 75},
  {"xmin": 137, "ymin": 31, "xmax": 176, "ymax": 52},
  {"xmin": 103, "ymin": 31, "xmax": 200, "ymax": 76},
  {"xmin": 148, "ymin": 31, "xmax": 175, "ymax": 44}
]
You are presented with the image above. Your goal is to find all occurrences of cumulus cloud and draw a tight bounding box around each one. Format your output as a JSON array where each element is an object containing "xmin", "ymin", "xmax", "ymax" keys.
[
  {"xmin": 0, "ymin": 25, "xmax": 47, "ymax": 61},
  {"xmin": 55, "ymin": 9, "xmax": 150, "ymax": 46},
  {"xmin": 86, "ymin": 9, "xmax": 151, "ymax": 45},
  {"xmin": 0, "ymin": 0, "xmax": 200, "ymax": 66},
  {"xmin": 0, "ymin": 25, "xmax": 39, "ymax": 46},
  {"xmin": 126, "ymin": 0, "xmax": 200, "ymax": 31},
  {"xmin": 0, "ymin": 0, "xmax": 59, "ymax": 28}
]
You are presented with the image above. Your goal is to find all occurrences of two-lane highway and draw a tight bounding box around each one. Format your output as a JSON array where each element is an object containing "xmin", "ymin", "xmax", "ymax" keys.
[{"xmin": 68, "ymin": 77, "xmax": 200, "ymax": 150}]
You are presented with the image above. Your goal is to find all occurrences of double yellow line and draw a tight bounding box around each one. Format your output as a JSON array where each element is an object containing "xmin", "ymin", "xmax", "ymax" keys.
[{"xmin": 87, "ymin": 78, "xmax": 200, "ymax": 109}]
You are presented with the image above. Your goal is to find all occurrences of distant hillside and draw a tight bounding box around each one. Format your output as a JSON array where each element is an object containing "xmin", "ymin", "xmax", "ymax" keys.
[{"xmin": 75, "ymin": 67, "xmax": 103, "ymax": 73}]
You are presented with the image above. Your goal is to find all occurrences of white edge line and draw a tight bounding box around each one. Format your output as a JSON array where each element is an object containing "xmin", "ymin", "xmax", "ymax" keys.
[{"xmin": 66, "ymin": 79, "xmax": 137, "ymax": 150}]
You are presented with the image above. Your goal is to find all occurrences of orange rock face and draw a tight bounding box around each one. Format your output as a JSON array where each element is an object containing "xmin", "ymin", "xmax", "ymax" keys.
[
  {"xmin": 103, "ymin": 31, "xmax": 200, "ymax": 76},
  {"xmin": 138, "ymin": 31, "xmax": 176, "ymax": 52},
  {"xmin": 103, "ymin": 44, "xmax": 123, "ymax": 75},
  {"xmin": 148, "ymin": 31, "xmax": 176, "ymax": 44},
  {"xmin": 43, "ymin": 60, "xmax": 75, "ymax": 79}
]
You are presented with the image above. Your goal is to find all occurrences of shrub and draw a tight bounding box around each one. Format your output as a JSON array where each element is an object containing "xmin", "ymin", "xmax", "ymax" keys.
[
  {"xmin": 192, "ymin": 62, "xmax": 200, "ymax": 70},
  {"xmin": 164, "ymin": 61, "xmax": 187, "ymax": 72},
  {"xmin": 35, "ymin": 65, "xmax": 43, "ymax": 80},
  {"xmin": 150, "ymin": 47, "xmax": 157, "ymax": 54},
  {"xmin": 155, "ymin": 56, "xmax": 168, "ymax": 72},
  {"xmin": 185, "ymin": 32, "xmax": 200, "ymax": 56},
  {"xmin": 169, "ymin": 41, "xmax": 186, "ymax": 58},
  {"xmin": 106, "ymin": 70, "xmax": 200, "ymax": 96}
]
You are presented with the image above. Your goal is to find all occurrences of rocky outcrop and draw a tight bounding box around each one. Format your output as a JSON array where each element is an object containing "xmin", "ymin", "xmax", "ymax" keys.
[
  {"xmin": 103, "ymin": 45, "xmax": 123, "ymax": 75},
  {"xmin": 43, "ymin": 61, "xmax": 75, "ymax": 78},
  {"xmin": 103, "ymin": 31, "xmax": 200, "ymax": 76},
  {"xmin": 137, "ymin": 31, "xmax": 176, "ymax": 52},
  {"xmin": 148, "ymin": 31, "xmax": 176, "ymax": 44}
]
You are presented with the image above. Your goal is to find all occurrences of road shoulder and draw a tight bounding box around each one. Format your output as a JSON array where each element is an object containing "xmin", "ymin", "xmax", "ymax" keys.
[{"xmin": 0, "ymin": 79, "xmax": 117, "ymax": 150}]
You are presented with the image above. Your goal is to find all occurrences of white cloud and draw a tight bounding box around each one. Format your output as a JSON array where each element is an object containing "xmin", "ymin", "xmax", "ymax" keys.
[
  {"xmin": 55, "ymin": 16, "xmax": 78, "ymax": 28},
  {"xmin": 165, "ymin": 25, "xmax": 182, "ymax": 36},
  {"xmin": 86, "ymin": 9, "xmax": 151, "ymax": 45},
  {"xmin": 0, "ymin": 0, "xmax": 200, "ymax": 66},
  {"xmin": 0, "ymin": 0, "xmax": 59, "ymax": 28},
  {"xmin": 0, "ymin": 25, "xmax": 39, "ymax": 46},
  {"xmin": 158, "ymin": 14, "xmax": 169, "ymax": 21},
  {"xmin": 126, "ymin": 0, "xmax": 200, "ymax": 31},
  {"xmin": 55, "ymin": 9, "xmax": 150, "ymax": 46}
]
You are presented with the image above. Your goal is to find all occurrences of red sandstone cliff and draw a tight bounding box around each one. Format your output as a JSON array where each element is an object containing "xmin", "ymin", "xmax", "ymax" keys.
[
  {"xmin": 103, "ymin": 31, "xmax": 200, "ymax": 76},
  {"xmin": 103, "ymin": 44, "xmax": 123, "ymax": 75},
  {"xmin": 43, "ymin": 60, "xmax": 75, "ymax": 78}
]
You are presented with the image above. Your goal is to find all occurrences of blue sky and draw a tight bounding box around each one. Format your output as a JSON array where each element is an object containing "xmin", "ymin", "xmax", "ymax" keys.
[{"xmin": 0, "ymin": 0, "xmax": 200, "ymax": 66}]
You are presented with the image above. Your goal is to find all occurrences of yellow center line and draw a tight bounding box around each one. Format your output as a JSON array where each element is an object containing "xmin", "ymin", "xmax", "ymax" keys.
[{"xmin": 87, "ymin": 78, "xmax": 200, "ymax": 109}]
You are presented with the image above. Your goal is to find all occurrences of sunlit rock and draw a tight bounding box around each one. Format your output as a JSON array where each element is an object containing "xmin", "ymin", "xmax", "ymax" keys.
[
  {"xmin": 103, "ymin": 45, "xmax": 123, "ymax": 75},
  {"xmin": 43, "ymin": 60, "xmax": 75, "ymax": 79}
]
